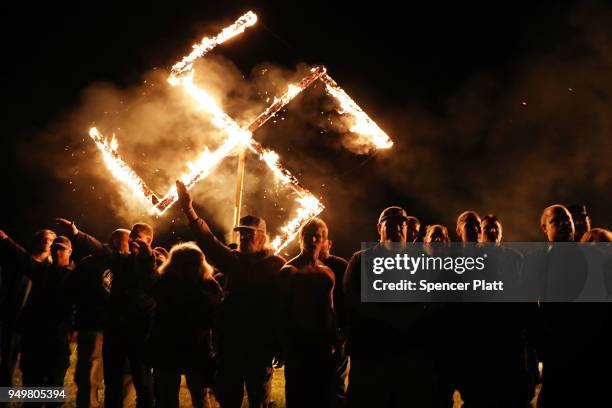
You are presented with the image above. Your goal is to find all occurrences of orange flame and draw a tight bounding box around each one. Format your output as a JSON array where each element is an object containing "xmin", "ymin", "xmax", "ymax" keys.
[
  {"xmin": 89, "ymin": 128, "xmax": 160, "ymax": 212},
  {"xmin": 88, "ymin": 11, "xmax": 392, "ymax": 253},
  {"xmin": 169, "ymin": 11, "xmax": 257, "ymax": 82},
  {"xmin": 321, "ymin": 74, "xmax": 393, "ymax": 150}
]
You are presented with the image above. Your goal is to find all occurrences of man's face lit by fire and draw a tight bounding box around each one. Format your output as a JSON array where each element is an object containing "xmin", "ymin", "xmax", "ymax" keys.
[
  {"xmin": 51, "ymin": 245, "xmax": 72, "ymax": 267},
  {"xmin": 129, "ymin": 229, "xmax": 153, "ymax": 254},
  {"xmin": 33, "ymin": 231, "xmax": 57, "ymax": 256},
  {"xmin": 480, "ymin": 219, "xmax": 503, "ymax": 244},
  {"xmin": 239, "ymin": 229, "xmax": 266, "ymax": 254},
  {"xmin": 302, "ymin": 226, "xmax": 328, "ymax": 255},
  {"xmin": 378, "ymin": 218, "xmax": 408, "ymax": 243},
  {"xmin": 542, "ymin": 206, "xmax": 575, "ymax": 242}
]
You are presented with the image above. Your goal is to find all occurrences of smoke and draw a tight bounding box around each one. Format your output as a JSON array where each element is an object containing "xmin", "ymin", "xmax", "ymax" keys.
[
  {"xmin": 11, "ymin": 3, "xmax": 612, "ymax": 258},
  {"xmin": 13, "ymin": 50, "xmax": 362, "ymax": 249},
  {"xmin": 374, "ymin": 1, "xmax": 612, "ymax": 242}
]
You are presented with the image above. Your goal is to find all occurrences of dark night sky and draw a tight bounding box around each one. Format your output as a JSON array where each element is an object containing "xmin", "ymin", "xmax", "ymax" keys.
[{"xmin": 1, "ymin": 1, "xmax": 611, "ymax": 259}]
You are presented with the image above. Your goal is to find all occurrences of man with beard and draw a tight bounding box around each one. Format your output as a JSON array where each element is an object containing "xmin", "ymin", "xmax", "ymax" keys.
[{"xmin": 176, "ymin": 180, "xmax": 285, "ymax": 408}]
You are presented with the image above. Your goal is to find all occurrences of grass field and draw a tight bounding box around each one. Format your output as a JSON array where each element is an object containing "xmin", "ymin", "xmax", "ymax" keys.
[{"xmin": 10, "ymin": 344, "xmax": 539, "ymax": 407}]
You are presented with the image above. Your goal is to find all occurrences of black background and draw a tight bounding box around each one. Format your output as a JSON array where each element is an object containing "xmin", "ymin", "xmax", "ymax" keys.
[{"xmin": 1, "ymin": 1, "xmax": 610, "ymax": 259}]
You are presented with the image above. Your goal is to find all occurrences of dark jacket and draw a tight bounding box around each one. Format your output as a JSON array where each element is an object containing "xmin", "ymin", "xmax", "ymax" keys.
[
  {"xmin": 66, "ymin": 254, "xmax": 110, "ymax": 331},
  {"xmin": 0, "ymin": 238, "xmax": 73, "ymax": 354},
  {"xmin": 343, "ymin": 245, "xmax": 442, "ymax": 358},
  {"xmin": 0, "ymin": 247, "xmax": 31, "ymax": 324},
  {"xmin": 71, "ymin": 231, "xmax": 158, "ymax": 343},
  {"xmin": 188, "ymin": 218, "xmax": 285, "ymax": 349},
  {"xmin": 148, "ymin": 276, "xmax": 223, "ymax": 369}
]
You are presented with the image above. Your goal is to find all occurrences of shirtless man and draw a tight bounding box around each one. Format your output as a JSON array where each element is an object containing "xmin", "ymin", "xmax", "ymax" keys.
[{"xmin": 280, "ymin": 218, "xmax": 336, "ymax": 408}]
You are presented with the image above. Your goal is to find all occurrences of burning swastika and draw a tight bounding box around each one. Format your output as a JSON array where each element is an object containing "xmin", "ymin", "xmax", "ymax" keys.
[{"xmin": 88, "ymin": 11, "xmax": 392, "ymax": 253}]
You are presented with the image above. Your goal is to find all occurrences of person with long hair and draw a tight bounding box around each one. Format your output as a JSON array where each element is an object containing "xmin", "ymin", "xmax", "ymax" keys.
[{"xmin": 149, "ymin": 242, "xmax": 223, "ymax": 408}]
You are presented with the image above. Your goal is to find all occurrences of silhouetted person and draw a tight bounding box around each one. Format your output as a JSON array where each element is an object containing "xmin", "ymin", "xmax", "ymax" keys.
[
  {"xmin": 533, "ymin": 204, "xmax": 609, "ymax": 407},
  {"xmin": 176, "ymin": 180, "xmax": 285, "ymax": 408},
  {"xmin": 456, "ymin": 210, "xmax": 481, "ymax": 243},
  {"xmin": 0, "ymin": 231, "xmax": 73, "ymax": 407},
  {"xmin": 423, "ymin": 223, "xmax": 460, "ymax": 405},
  {"xmin": 149, "ymin": 242, "xmax": 223, "ymax": 408},
  {"xmin": 280, "ymin": 218, "xmax": 336, "ymax": 408},
  {"xmin": 567, "ymin": 204, "xmax": 591, "ymax": 242},
  {"xmin": 68, "ymin": 228, "xmax": 129, "ymax": 408},
  {"xmin": 479, "ymin": 214, "xmax": 502, "ymax": 245},
  {"xmin": 406, "ymin": 216, "xmax": 421, "ymax": 243},
  {"xmin": 320, "ymin": 234, "xmax": 349, "ymax": 408},
  {"xmin": 344, "ymin": 207, "xmax": 446, "ymax": 408},
  {"xmin": 0, "ymin": 229, "xmax": 55, "ymax": 392},
  {"xmin": 479, "ymin": 214, "xmax": 524, "ymax": 289},
  {"xmin": 56, "ymin": 218, "xmax": 159, "ymax": 408},
  {"xmin": 453, "ymin": 214, "xmax": 534, "ymax": 407}
]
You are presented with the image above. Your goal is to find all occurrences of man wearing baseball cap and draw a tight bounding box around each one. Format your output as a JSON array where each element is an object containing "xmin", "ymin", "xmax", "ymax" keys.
[
  {"xmin": 176, "ymin": 180, "xmax": 285, "ymax": 408},
  {"xmin": 343, "ymin": 206, "xmax": 446, "ymax": 407}
]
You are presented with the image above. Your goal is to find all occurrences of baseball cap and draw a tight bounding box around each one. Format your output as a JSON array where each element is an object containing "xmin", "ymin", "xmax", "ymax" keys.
[
  {"xmin": 51, "ymin": 236, "xmax": 72, "ymax": 250},
  {"xmin": 233, "ymin": 215, "xmax": 266, "ymax": 234}
]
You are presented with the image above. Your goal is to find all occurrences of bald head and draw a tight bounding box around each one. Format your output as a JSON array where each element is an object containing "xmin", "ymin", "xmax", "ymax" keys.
[
  {"xmin": 109, "ymin": 229, "xmax": 130, "ymax": 254},
  {"xmin": 540, "ymin": 204, "xmax": 575, "ymax": 242}
]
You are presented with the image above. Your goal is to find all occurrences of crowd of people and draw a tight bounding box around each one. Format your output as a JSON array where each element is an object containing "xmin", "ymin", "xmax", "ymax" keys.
[{"xmin": 1, "ymin": 180, "xmax": 611, "ymax": 408}]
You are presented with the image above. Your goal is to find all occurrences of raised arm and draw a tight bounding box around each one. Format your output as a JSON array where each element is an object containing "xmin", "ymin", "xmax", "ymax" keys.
[
  {"xmin": 176, "ymin": 180, "xmax": 236, "ymax": 271},
  {"xmin": 0, "ymin": 230, "xmax": 33, "ymax": 270},
  {"xmin": 55, "ymin": 218, "xmax": 113, "ymax": 261}
]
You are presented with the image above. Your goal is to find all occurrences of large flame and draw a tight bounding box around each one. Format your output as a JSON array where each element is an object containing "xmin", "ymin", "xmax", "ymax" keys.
[
  {"xmin": 89, "ymin": 128, "xmax": 160, "ymax": 212},
  {"xmin": 172, "ymin": 66, "xmax": 326, "ymax": 252},
  {"xmin": 169, "ymin": 11, "xmax": 257, "ymax": 83},
  {"xmin": 88, "ymin": 10, "xmax": 392, "ymax": 253},
  {"xmin": 248, "ymin": 140, "xmax": 324, "ymax": 252},
  {"xmin": 321, "ymin": 74, "xmax": 393, "ymax": 150}
]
